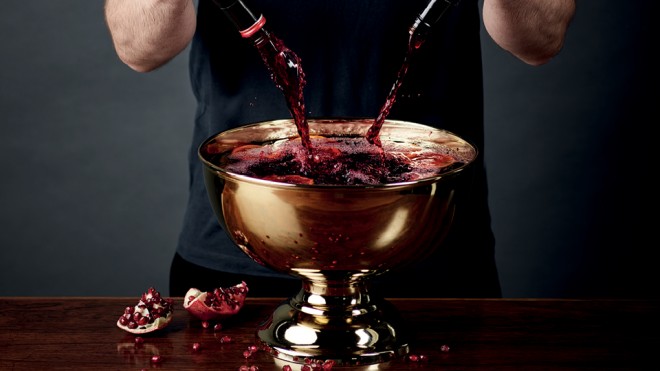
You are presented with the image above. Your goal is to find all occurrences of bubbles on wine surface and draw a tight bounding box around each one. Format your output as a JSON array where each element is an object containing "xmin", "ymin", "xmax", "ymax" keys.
[{"xmin": 219, "ymin": 135, "xmax": 468, "ymax": 186}]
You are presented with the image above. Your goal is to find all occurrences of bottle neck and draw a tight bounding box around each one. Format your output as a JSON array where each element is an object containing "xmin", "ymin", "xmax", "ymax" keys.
[
  {"xmin": 213, "ymin": 0, "xmax": 267, "ymax": 40},
  {"xmin": 408, "ymin": 0, "xmax": 454, "ymax": 48}
]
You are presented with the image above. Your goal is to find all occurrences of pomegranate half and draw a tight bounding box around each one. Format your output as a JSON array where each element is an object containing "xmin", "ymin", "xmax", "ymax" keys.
[
  {"xmin": 116, "ymin": 287, "xmax": 174, "ymax": 334},
  {"xmin": 183, "ymin": 281, "xmax": 249, "ymax": 321}
]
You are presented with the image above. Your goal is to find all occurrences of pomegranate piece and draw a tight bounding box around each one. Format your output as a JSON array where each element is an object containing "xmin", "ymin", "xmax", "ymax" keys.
[
  {"xmin": 183, "ymin": 281, "xmax": 249, "ymax": 321},
  {"xmin": 116, "ymin": 287, "xmax": 174, "ymax": 334}
]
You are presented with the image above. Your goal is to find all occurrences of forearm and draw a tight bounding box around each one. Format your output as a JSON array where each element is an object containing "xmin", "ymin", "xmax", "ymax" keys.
[
  {"xmin": 482, "ymin": 0, "xmax": 576, "ymax": 66},
  {"xmin": 104, "ymin": 0, "xmax": 196, "ymax": 72}
]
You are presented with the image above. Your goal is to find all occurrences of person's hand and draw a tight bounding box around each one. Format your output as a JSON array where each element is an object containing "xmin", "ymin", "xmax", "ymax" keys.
[
  {"xmin": 482, "ymin": 0, "xmax": 576, "ymax": 65},
  {"xmin": 105, "ymin": 0, "xmax": 197, "ymax": 72}
]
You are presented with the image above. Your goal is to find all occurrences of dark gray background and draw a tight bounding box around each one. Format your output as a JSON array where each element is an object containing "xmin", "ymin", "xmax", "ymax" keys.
[{"xmin": 1, "ymin": 1, "xmax": 656, "ymax": 298}]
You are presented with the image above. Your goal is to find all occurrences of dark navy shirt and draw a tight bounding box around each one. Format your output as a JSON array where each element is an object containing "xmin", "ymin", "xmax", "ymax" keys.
[{"xmin": 179, "ymin": 0, "xmax": 500, "ymax": 297}]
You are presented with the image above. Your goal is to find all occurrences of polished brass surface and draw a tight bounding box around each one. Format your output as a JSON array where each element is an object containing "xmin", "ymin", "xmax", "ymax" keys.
[{"xmin": 199, "ymin": 118, "xmax": 476, "ymax": 366}]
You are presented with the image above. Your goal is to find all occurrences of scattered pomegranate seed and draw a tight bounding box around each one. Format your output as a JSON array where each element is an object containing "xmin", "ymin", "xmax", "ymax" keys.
[
  {"xmin": 220, "ymin": 335, "xmax": 232, "ymax": 343},
  {"xmin": 134, "ymin": 336, "xmax": 144, "ymax": 345},
  {"xmin": 419, "ymin": 354, "xmax": 429, "ymax": 361},
  {"xmin": 214, "ymin": 323, "xmax": 223, "ymax": 331},
  {"xmin": 243, "ymin": 349, "xmax": 252, "ymax": 358},
  {"xmin": 192, "ymin": 342, "xmax": 202, "ymax": 351},
  {"xmin": 408, "ymin": 354, "xmax": 419, "ymax": 362},
  {"xmin": 238, "ymin": 366, "xmax": 249, "ymax": 371},
  {"xmin": 440, "ymin": 344, "xmax": 450, "ymax": 352},
  {"xmin": 150, "ymin": 355, "xmax": 162, "ymax": 364},
  {"xmin": 282, "ymin": 365, "xmax": 293, "ymax": 371},
  {"xmin": 249, "ymin": 366, "xmax": 259, "ymax": 371},
  {"xmin": 248, "ymin": 345, "xmax": 259, "ymax": 353},
  {"xmin": 202, "ymin": 321, "xmax": 210, "ymax": 329}
]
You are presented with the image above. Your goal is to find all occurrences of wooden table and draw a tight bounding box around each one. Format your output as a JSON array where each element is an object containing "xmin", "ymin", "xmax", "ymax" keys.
[{"xmin": 1, "ymin": 297, "xmax": 658, "ymax": 370}]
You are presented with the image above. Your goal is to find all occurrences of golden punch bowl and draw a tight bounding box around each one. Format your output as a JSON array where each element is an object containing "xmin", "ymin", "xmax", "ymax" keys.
[{"xmin": 199, "ymin": 118, "xmax": 477, "ymax": 366}]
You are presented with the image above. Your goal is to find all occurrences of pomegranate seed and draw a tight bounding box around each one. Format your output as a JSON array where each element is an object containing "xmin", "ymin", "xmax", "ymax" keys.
[
  {"xmin": 282, "ymin": 366, "xmax": 293, "ymax": 371},
  {"xmin": 134, "ymin": 336, "xmax": 144, "ymax": 345},
  {"xmin": 419, "ymin": 354, "xmax": 429, "ymax": 361},
  {"xmin": 238, "ymin": 366, "xmax": 249, "ymax": 371},
  {"xmin": 192, "ymin": 342, "xmax": 201, "ymax": 351},
  {"xmin": 202, "ymin": 321, "xmax": 210, "ymax": 329},
  {"xmin": 440, "ymin": 344, "xmax": 450, "ymax": 352},
  {"xmin": 250, "ymin": 366, "xmax": 259, "ymax": 371},
  {"xmin": 214, "ymin": 323, "xmax": 223, "ymax": 331},
  {"xmin": 220, "ymin": 335, "xmax": 232, "ymax": 343},
  {"xmin": 408, "ymin": 354, "xmax": 419, "ymax": 362},
  {"xmin": 243, "ymin": 350, "xmax": 252, "ymax": 358},
  {"xmin": 248, "ymin": 345, "xmax": 259, "ymax": 352},
  {"xmin": 301, "ymin": 365, "xmax": 311, "ymax": 371},
  {"xmin": 150, "ymin": 355, "xmax": 162, "ymax": 363}
]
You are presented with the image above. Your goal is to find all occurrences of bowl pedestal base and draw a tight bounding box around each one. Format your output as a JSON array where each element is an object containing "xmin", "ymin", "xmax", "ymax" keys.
[{"xmin": 257, "ymin": 279, "xmax": 410, "ymax": 366}]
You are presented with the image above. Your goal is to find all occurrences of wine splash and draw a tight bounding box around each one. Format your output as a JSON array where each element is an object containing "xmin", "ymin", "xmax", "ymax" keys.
[{"xmin": 222, "ymin": 134, "xmax": 465, "ymax": 185}]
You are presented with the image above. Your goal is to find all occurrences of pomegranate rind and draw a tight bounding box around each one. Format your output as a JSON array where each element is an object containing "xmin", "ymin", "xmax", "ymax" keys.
[
  {"xmin": 116, "ymin": 312, "xmax": 173, "ymax": 334},
  {"xmin": 183, "ymin": 281, "xmax": 249, "ymax": 321}
]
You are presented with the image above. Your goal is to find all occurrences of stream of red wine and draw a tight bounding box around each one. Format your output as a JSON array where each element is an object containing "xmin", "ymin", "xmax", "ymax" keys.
[
  {"xmin": 256, "ymin": 24, "xmax": 427, "ymax": 151},
  {"xmin": 365, "ymin": 37, "xmax": 425, "ymax": 147},
  {"xmin": 254, "ymin": 33, "xmax": 311, "ymax": 149}
]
